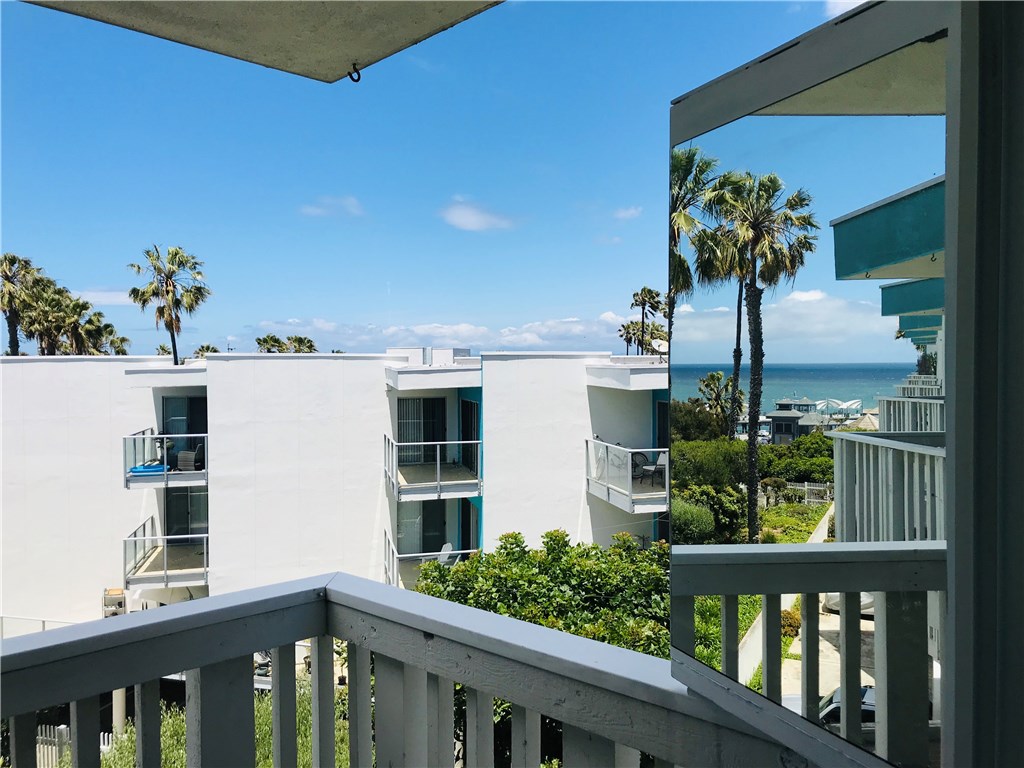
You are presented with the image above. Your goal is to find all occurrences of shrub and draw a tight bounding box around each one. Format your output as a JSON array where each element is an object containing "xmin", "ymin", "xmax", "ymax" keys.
[
  {"xmin": 671, "ymin": 496, "xmax": 716, "ymax": 545},
  {"xmin": 789, "ymin": 431, "xmax": 834, "ymax": 459},
  {"xmin": 780, "ymin": 608, "xmax": 802, "ymax": 638},
  {"xmin": 761, "ymin": 530, "xmax": 779, "ymax": 544},
  {"xmin": 671, "ymin": 439, "xmax": 746, "ymax": 490},
  {"xmin": 682, "ymin": 485, "xmax": 743, "ymax": 543},
  {"xmin": 827, "ymin": 513, "xmax": 836, "ymax": 539}
]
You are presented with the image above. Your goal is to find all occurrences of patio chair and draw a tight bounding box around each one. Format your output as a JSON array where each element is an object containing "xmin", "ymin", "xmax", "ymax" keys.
[
  {"xmin": 436, "ymin": 542, "xmax": 457, "ymax": 566},
  {"xmin": 177, "ymin": 443, "xmax": 205, "ymax": 472},
  {"xmin": 640, "ymin": 453, "xmax": 667, "ymax": 486}
]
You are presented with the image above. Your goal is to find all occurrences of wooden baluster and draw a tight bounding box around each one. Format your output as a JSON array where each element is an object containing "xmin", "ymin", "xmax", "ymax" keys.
[
  {"xmin": 800, "ymin": 594, "xmax": 820, "ymax": 722},
  {"xmin": 374, "ymin": 653, "xmax": 404, "ymax": 768},
  {"xmin": 465, "ymin": 687, "xmax": 494, "ymax": 768},
  {"xmin": 135, "ymin": 680, "xmax": 161, "ymax": 767},
  {"xmin": 310, "ymin": 635, "xmax": 334, "ymax": 768},
  {"xmin": 510, "ymin": 705, "xmax": 541, "ymax": 768},
  {"xmin": 271, "ymin": 645, "xmax": 296, "ymax": 768},
  {"xmin": 9, "ymin": 713, "xmax": 37, "ymax": 768},
  {"xmin": 403, "ymin": 665, "xmax": 428, "ymax": 767},
  {"xmin": 185, "ymin": 656, "xmax": 255, "ymax": 768},
  {"xmin": 562, "ymin": 724, "xmax": 615, "ymax": 767},
  {"xmin": 839, "ymin": 592, "xmax": 862, "ymax": 746},
  {"xmin": 71, "ymin": 696, "xmax": 101, "ymax": 768},
  {"xmin": 347, "ymin": 643, "xmax": 372, "ymax": 768},
  {"xmin": 720, "ymin": 594, "xmax": 739, "ymax": 680},
  {"xmin": 875, "ymin": 591, "xmax": 929, "ymax": 768},
  {"xmin": 761, "ymin": 594, "xmax": 782, "ymax": 703},
  {"xmin": 671, "ymin": 594, "xmax": 695, "ymax": 656},
  {"xmin": 428, "ymin": 674, "xmax": 455, "ymax": 768}
]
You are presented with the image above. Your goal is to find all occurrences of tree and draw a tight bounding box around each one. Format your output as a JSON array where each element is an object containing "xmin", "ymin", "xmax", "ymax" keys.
[
  {"xmin": 1, "ymin": 253, "xmax": 39, "ymax": 356},
  {"xmin": 285, "ymin": 335, "xmax": 317, "ymax": 353},
  {"xmin": 128, "ymin": 245, "xmax": 211, "ymax": 366},
  {"xmin": 156, "ymin": 344, "xmax": 171, "ymax": 356},
  {"xmin": 644, "ymin": 321, "xmax": 668, "ymax": 355},
  {"xmin": 194, "ymin": 344, "xmax": 220, "ymax": 358},
  {"xmin": 256, "ymin": 334, "xmax": 287, "ymax": 353},
  {"xmin": 668, "ymin": 148, "xmax": 718, "ymax": 344},
  {"xmin": 630, "ymin": 287, "xmax": 663, "ymax": 354},
  {"xmin": 696, "ymin": 371, "xmax": 730, "ymax": 435},
  {"xmin": 707, "ymin": 173, "xmax": 818, "ymax": 541},
  {"xmin": 617, "ymin": 320, "xmax": 641, "ymax": 355}
]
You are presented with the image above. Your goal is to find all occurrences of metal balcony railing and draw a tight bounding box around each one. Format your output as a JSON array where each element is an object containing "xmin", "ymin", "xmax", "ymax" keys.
[
  {"xmin": 5, "ymin": 573, "xmax": 808, "ymax": 768},
  {"xmin": 123, "ymin": 429, "xmax": 209, "ymax": 489},
  {"xmin": 123, "ymin": 517, "xmax": 209, "ymax": 588},
  {"xmin": 832, "ymin": 431, "xmax": 945, "ymax": 542},
  {"xmin": 877, "ymin": 395, "xmax": 946, "ymax": 432},
  {"xmin": 672, "ymin": 541, "xmax": 946, "ymax": 768},
  {"xmin": 383, "ymin": 435, "xmax": 482, "ymax": 501},
  {"xmin": 585, "ymin": 439, "xmax": 668, "ymax": 514}
]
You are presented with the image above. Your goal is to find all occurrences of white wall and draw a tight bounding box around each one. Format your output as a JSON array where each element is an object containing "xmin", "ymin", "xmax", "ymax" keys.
[
  {"xmin": 205, "ymin": 354, "xmax": 398, "ymax": 595},
  {"xmin": 480, "ymin": 353, "xmax": 652, "ymax": 550},
  {"xmin": 0, "ymin": 358, "xmax": 160, "ymax": 623}
]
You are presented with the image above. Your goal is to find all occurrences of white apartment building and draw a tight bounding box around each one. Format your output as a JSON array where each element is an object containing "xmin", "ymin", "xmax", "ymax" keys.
[{"xmin": 0, "ymin": 348, "xmax": 668, "ymax": 626}]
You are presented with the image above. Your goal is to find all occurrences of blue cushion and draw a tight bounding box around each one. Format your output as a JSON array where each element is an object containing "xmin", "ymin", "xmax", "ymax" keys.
[{"xmin": 129, "ymin": 464, "xmax": 169, "ymax": 474}]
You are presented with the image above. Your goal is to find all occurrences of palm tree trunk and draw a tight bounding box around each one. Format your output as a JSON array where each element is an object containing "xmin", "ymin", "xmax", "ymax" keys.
[
  {"xmin": 5, "ymin": 311, "xmax": 19, "ymax": 356},
  {"xmin": 640, "ymin": 309, "xmax": 646, "ymax": 355},
  {"xmin": 169, "ymin": 329, "xmax": 179, "ymax": 366},
  {"xmin": 744, "ymin": 276, "xmax": 764, "ymax": 543},
  {"xmin": 728, "ymin": 281, "xmax": 744, "ymax": 437},
  {"xmin": 666, "ymin": 295, "xmax": 675, "ymax": 349}
]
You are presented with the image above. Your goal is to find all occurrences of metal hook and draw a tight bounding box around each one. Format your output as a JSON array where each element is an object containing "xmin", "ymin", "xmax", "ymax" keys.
[{"xmin": 349, "ymin": 64, "xmax": 361, "ymax": 83}]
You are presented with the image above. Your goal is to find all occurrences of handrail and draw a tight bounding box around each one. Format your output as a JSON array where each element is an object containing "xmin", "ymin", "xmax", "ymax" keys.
[
  {"xmin": 384, "ymin": 435, "xmax": 483, "ymax": 498},
  {"xmin": 2, "ymin": 571, "xmax": 884, "ymax": 767},
  {"xmin": 828, "ymin": 429, "xmax": 945, "ymax": 455},
  {"xmin": 396, "ymin": 548, "xmax": 479, "ymax": 561},
  {"xmin": 122, "ymin": 530, "xmax": 209, "ymax": 588},
  {"xmin": 584, "ymin": 439, "xmax": 667, "ymax": 513},
  {"xmin": 123, "ymin": 431, "xmax": 209, "ymax": 488}
]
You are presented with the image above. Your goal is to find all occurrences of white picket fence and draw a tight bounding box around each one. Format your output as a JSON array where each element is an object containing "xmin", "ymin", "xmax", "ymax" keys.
[
  {"xmin": 36, "ymin": 724, "xmax": 113, "ymax": 767},
  {"xmin": 785, "ymin": 481, "xmax": 833, "ymax": 505}
]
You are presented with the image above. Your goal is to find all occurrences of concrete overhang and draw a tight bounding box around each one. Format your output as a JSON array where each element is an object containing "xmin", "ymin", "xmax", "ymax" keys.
[
  {"xmin": 124, "ymin": 363, "xmax": 207, "ymax": 388},
  {"xmin": 385, "ymin": 364, "xmax": 481, "ymax": 391},
  {"xmin": 832, "ymin": 178, "xmax": 945, "ymax": 280},
  {"xmin": 586, "ymin": 361, "xmax": 667, "ymax": 391},
  {"xmin": 880, "ymin": 278, "xmax": 944, "ymax": 317},
  {"xmin": 670, "ymin": 1, "xmax": 950, "ymax": 145},
  {"xmin": 31, "ymin": 1, "xmax": 499, "ymax": 83},
  {"xmin": 899, "ymin": 315, "xmax": 943, "ymax": 334}
]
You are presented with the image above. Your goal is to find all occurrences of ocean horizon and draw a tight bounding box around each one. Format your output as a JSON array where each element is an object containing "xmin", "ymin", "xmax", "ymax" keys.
[{"xmin": 670, "ymin": 362, "xmax": 916, "ymax": 410}]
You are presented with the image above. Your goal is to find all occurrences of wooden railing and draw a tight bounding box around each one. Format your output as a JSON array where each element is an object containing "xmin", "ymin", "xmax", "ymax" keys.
[
  {"xmin": 4, "ymin": 573, "xmax": 804, "ymax": 768},
  {"xmin": 831, "ymin": 431, "xmax": 945, "ymax": 542},
  {"xmin": 877, "ymin": 396, "xmax": 945, "ymax": 432},
  {"xmin": 672, "ymin": 541, "xmax": 946, "ymax": 768}
]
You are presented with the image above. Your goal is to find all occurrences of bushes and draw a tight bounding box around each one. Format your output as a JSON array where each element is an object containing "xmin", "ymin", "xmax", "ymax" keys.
[
  {"xmin": 671, "ymin": 439, "xmax": 746, "ymax": 490},
  {"xmin": 682, "ymin": 485, "xmax": 743, "ymax": 543},
  {"xmin": 780, "ymin": 608, "xmax": 802, "ymax": 638},
  {"xmin": 671, "ymin": 497, "xmax": 716, "ymax": 545}
]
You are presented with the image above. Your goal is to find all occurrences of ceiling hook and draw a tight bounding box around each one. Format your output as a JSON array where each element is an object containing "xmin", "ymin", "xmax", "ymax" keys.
[{"xmin": 349, "ymin": 64, "xmax": 361, "ymax": 83}]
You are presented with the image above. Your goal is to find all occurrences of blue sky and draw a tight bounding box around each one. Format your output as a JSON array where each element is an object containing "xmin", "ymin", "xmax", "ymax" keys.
[{"xmin": 2, "ymin": 1, "xmax": 943, "ymax": 362}]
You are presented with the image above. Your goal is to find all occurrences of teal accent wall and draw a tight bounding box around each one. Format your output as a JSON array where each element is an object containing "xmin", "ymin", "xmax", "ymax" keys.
[
  {"xmin": 651, "ymin": 389, "xmax": 670, "ymax": 449},
  {"xmin": 834, "ymin": 180, "xmax": 945, "ymax": 279},
  {"xmin": 881, "ymin": 278, "xmax": 945, "ymax": 316},
  {"xmin": 900, "ymin": 315, "xmax": 943, "ymax": 332}
]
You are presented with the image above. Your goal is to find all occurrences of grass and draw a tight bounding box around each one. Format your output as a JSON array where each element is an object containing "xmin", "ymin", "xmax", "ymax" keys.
[{"xmin": 760, "ymin": 502, "xmax": 830, "ymax": 543}]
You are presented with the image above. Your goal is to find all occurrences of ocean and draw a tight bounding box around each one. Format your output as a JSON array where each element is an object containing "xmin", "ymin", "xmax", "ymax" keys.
[{"xmin": 670, "ymin": 363, "xmax": 915, "ymax": 410}]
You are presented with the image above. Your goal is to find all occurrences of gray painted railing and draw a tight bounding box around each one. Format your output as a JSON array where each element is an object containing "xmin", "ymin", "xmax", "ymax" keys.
[
  {"xmin": 877, "ymin": 396, "xmax": 945, "ymax": 432},
  {"xmin": 831, "ymin": 431, "xmax": 945, "ymax": 542},
  {"xmin": 672, "ymin": 541, "xmax": 946, "ymax": 768},
  {"xmin": 2, "ymin": 573, "xmax": 808, "ymax": 768}
]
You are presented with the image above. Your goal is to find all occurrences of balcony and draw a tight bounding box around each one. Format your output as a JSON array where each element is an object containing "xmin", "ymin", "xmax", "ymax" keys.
[
  {"xmin": 383, "ymin": 527, "xmax": 478, "ymax": 587},
  {"xmin": 5, "ymin": 571, "xmax": 861, "ymax": 768},
  {"xmin": 123, "ymin": 429, "xmax": 208, "ymax": 489},
  {"xmin": 383, "ymin": 436, "xmax": 482, "ymax": 501},
  {"xmin": 123, "ymin": 518, "xmax": 209, "ymax": 589},
  {"xmin": 832, "ymin": 431, "xmax": 945, "ymax": 543},
  {"xmin": 877, "ymin": 396, "xmax": 945, "ymax": 432},
  {"xmin": 672, "ymin": 541, "xmax": 945, "ymax": 768},
  {"xmin": 585, "ymin": 439, "xmax": 667, "ymax": 515},
  {"xmin": 893, "ymin": 375, "xmax": 942, "ymax": 398}
]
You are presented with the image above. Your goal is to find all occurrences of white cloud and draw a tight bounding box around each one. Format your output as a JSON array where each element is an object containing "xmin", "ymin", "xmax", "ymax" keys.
[
  {"xmin": 823, "ymin": 0, "xmax": 860, "ymax": 19},
  {"xmin": 299, "ymin": 195, "xmax": 365, "ymax": 218},
  {"xmin": 311, "ymin": 318, "xmax": 338, "ymax": 332},
  {"xmin": 440, "ymin": 198, "xmax": 513, "ymax": 232},
  {"xmin": 74, "ymin": 290, "xmax": 134, "ymax": 306},
  {"xmin": 785, "ymin": 289, "xmax": 827, "ymax": 302},
  {"xmin": 613, "ymin": 206, "xmax": 642, "ymax": 221}
]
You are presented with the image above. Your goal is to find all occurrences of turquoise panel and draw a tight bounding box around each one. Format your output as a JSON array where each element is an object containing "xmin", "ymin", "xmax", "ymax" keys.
[
  {"xmin": 899, "ymin": 315, "xmax": 942, "ymax": 332},
  {"xmin": 834, "ymin": 180, "xmax": 944, "ymax": 279},
  {"xmin": 881, "ymin": 278, "xmax": 945, "ymax": 317},
  {"xmin": 908, "ymin": 333, "xmax": 938, "ymax": 345}
]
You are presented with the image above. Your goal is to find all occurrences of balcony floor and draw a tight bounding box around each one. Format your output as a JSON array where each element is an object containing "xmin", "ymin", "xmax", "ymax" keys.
[
  {"xmin": 396, "ymin": 463, "xmax": 479, "ymax": 486},
  {"xmin": 127, "ymin": 543, "xmax": 207, "ymax": 587}
]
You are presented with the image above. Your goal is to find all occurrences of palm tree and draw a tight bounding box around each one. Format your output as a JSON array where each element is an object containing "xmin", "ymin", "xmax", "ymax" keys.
[
  {"xmin": 630, "ymin": 288, "xmax": 663, "ymax": 354},
  {"xmin": 1, "ymin": 253, "xmax": 39, "ymax": 356},
  {"xmin": 709, "ymin": 172, "xmax": 818, "ymax": 541},
  {"xmin": 20, "ymin": 276, "xmax": 68, "ymax": 355},
  {"xmin": 256, "ymin": 334, "xmax": 287, "ymax": 353},
  {"xmin": 128, "ymin": 246, "xmax": 211, "ymax": 366},
  {"xmin": 667, "ymin": 148, "xmax": 718, "ymax": 344},
  {"xmin": 285, "ymin": 335, "xmax": 317, "ymax": 353},
  {"xmin": 156, "ymin": 344, "xmax": 172, "ymax": 356},
  {"xmin": 194, "ymin": 344, "xmax": 220, "ymax": 358},
  {"xmin": 645, "ymin": 321, "xmax": 668, "ymax": 355},
  {"xmin": 618, "ymin": 321, "xmax": 642, "ymax": 355},
  {"xmin": 81, "ymin": 310, "xmax": 130, "ymax": 355}
]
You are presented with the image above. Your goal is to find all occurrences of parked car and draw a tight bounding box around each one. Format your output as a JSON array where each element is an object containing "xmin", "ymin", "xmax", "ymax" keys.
[
  {"xmin": 821, "ymin": 592, "xmax": 875, "ymax": 616},
  {"xmin": 819, "ymin": 685, "xmax": 876, "ymax": 727}
]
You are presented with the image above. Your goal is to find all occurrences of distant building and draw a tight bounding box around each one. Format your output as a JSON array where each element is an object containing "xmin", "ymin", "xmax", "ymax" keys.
[{"xmin": 764, "ymin": 397, "xmax": 835, "ymax": 444}]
